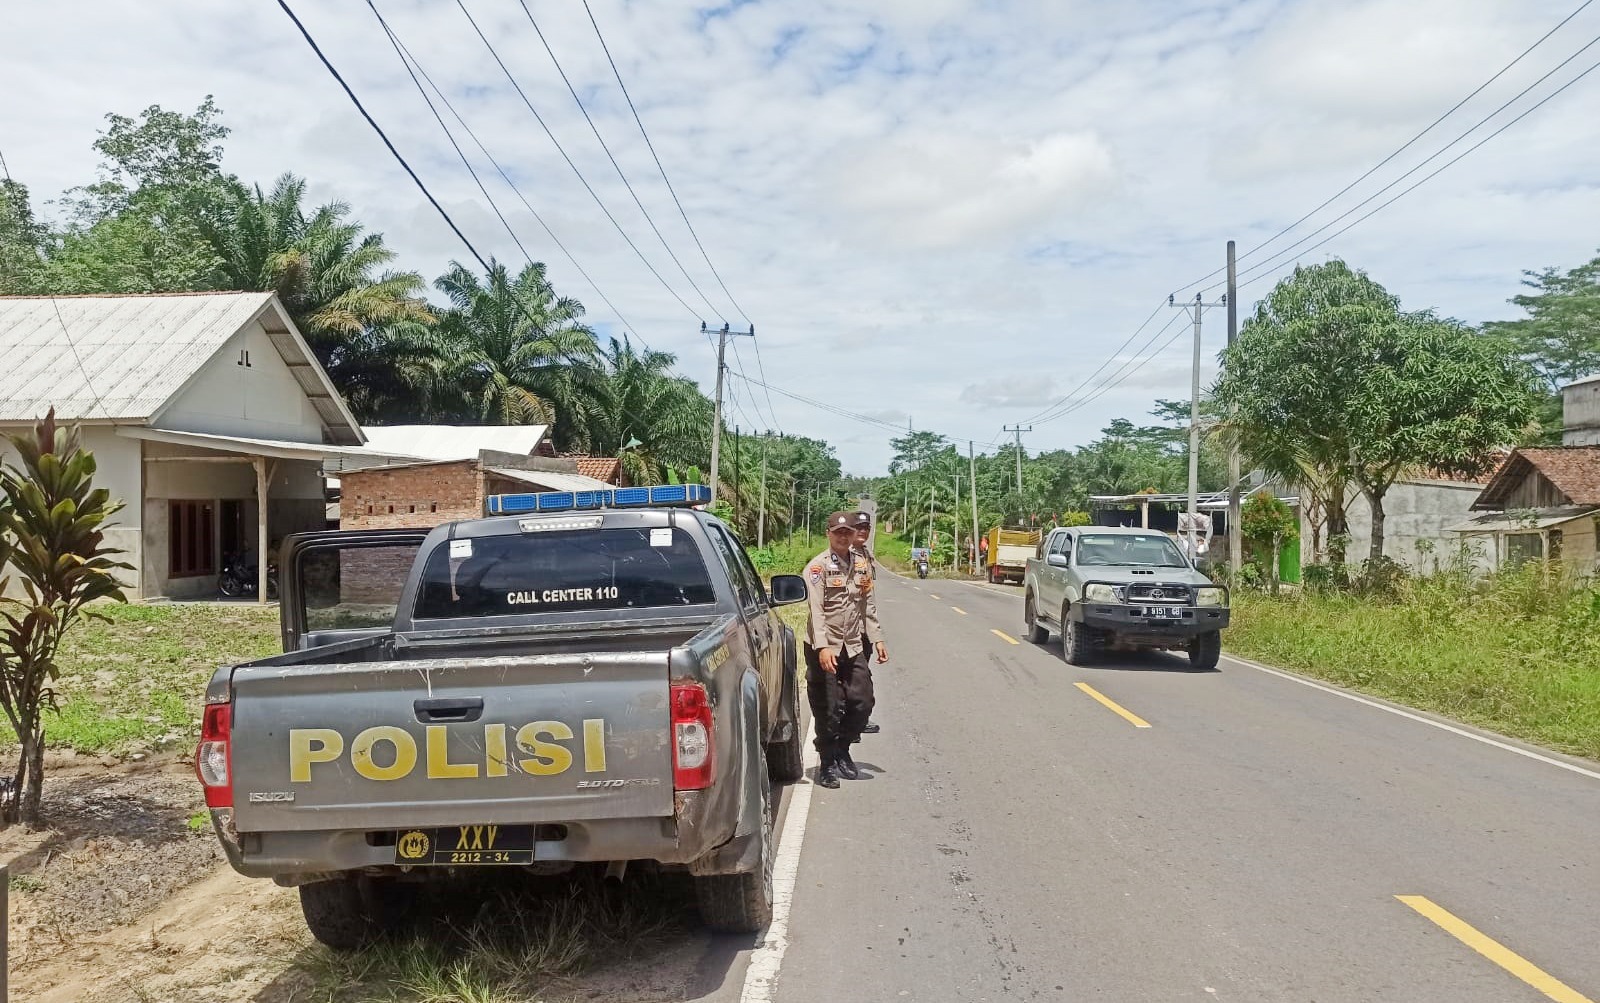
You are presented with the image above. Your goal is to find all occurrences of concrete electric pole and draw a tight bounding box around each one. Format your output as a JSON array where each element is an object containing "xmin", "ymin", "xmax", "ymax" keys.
[
  {"xmin": 969, "ymin": 440, "xmax": 980, "ymax": 579},
  {"xmin": 1002, "ymin": 424, "xmax": 1031, "ymax": 495},
  {"xmin": 705, "ymin": 321, "xmax": 753, "ymax": 506},
  {"xmin": 1226, "ymin": 241, "xmax": 1242, "ymax": 579},
  {"xmin": 757, "ymin": 433, "xmax": 768, "ymax": 548},
  {"xmin": 1169, "ymin": 292, "xmax": 1225, "ymax": 562}
]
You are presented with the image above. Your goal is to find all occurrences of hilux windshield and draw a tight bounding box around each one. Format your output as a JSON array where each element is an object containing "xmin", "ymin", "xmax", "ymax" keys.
[
  {"xmin": 412, "ymin": 526, "xmax": 716, "ymax": 619},
  {"xmin": 1075, "ymin": 533, "xmax": 1190, "ymax": 568}
]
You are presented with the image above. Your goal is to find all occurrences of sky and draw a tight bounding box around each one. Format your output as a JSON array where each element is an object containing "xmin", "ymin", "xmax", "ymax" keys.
[{"xmin": 4, "ymin": 0, "xmax": 1599, "ymax": 475}]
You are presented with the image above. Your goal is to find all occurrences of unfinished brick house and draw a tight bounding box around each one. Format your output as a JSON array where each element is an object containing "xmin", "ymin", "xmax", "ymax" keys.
[{"xmin": 339, "ymin": 450, "xmax": 621, "ymax": 530}]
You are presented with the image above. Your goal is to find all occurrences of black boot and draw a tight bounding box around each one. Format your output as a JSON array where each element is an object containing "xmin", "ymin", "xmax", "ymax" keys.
[
  {"xmin": 816, "ymin": 759, "xmax": 840, "ymax": 789},
  {"xmin": 834, "ymin": 749, "xmax": 861, "ymax": 780},
  {"xmin": 861, "ymin": 721, "xmax": 880, "ymax": 734}
]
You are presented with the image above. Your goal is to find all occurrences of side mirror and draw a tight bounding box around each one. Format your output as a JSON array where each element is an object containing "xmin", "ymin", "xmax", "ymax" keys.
[
  {"xmin": 769, "ymin": 574, "xmax": 808, "ymax": 606},
  {"xmin": 1046, "ymin": 553, "xmax": 1069, "ymax": 568}
]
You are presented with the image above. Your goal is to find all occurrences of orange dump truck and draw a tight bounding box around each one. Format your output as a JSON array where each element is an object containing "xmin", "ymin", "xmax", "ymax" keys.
[{"xmin": 985, "ymin": 527, "xmax": 1042, "ymax": 584}]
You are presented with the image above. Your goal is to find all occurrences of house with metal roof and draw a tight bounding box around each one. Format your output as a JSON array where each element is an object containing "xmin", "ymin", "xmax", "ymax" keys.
[{"xmin": 0, "ymin": 292, "xmax": 397, "ymax": 600}]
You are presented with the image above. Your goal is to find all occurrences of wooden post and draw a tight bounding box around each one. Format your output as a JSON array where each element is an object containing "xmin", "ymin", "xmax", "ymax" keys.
[{"xmin": 254, "ymin": 457, "xmax": 274, "ymax": 604}]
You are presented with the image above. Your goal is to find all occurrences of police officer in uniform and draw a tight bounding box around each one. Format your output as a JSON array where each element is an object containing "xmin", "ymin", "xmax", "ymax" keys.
[
  {"xmin": 804, "ymin": 512, "xmax": 886, "ymax": 788},
  {"xmin": 851, "ymin": 510, "xmax": 882, "ymax": 737}
]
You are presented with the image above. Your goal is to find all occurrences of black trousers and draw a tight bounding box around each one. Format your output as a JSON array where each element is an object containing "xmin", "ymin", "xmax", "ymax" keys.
[{"xmin": 806, "ymin": 641, "xmax": 875, "ymax": 758}]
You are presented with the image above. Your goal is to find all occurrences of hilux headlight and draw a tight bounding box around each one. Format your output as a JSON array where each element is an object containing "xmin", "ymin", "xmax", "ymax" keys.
[
  {"xmin": 1083, "ymin": 583, "xmax": 1120, "ymax": 603},
  {"xmin": 1194, "ymin": 587, "xmax": 1225, "ymax": 607}
]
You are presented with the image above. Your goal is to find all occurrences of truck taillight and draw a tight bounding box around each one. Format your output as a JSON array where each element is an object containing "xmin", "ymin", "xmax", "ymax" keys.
[
  {"xmin": 670, "ymin": 682, "xmax": 714, "ymax": 790},
  {"xmin": 195, "ymin": 702, "xmax": 232, "ymax": 808}
]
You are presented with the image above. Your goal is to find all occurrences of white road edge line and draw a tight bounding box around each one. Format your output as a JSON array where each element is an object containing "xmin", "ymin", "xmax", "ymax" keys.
[
  {"xmin": 740, "ymin": 741, "xmax": 822, "ymax": 1002},
  {"xmin": 1223, "ymin": 654, "xmax": 1600, "ymax": 782}
]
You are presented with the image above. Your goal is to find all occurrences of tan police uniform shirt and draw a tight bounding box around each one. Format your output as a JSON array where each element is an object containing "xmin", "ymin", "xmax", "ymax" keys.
[{"xmin": 804, "ymin": 546, "xmax": 882, "ymax": 656}]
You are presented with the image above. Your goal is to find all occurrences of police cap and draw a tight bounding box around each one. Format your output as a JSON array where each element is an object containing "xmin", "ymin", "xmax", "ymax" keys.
[
  {"xmin": 851, "ymin": 510, "xmax": 872, "ymax": 528},
  {"xmin": 826, "ymin": 511, "xmax": 856, "ymax": 533}
]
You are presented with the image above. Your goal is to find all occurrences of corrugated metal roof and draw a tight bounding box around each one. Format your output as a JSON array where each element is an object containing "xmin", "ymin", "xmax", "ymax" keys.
[
  {"xmin": 361, "ymin": 424, "xmax": 549, "ymax": 461},
  {"xmin": 0, "ymin": 293, "xmax": 278, "ymax": 421},
  {"xmin": 118, "ymin": 426, "xmax": 415, "ymax": 462},
  {"xmin": 485, "ymin": 467, "xmax": 615, "ymax": 492}
]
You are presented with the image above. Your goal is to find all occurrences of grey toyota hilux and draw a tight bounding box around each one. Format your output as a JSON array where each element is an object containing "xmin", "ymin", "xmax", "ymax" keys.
[{"xmin": 1021, "ymin": 525, "xmax": 1229, "ymax": 670}]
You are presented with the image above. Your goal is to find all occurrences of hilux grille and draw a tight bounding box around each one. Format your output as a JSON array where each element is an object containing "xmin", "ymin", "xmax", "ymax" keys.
[{"xmin": 1125, "ymin": 584, "xmax": 1193, "ymax": 604}]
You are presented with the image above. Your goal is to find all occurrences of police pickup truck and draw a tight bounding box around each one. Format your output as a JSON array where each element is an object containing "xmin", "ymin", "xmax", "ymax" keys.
[
  {"xmin": 1022, "ymin": 524, "xmax": 1228, "ymax": 670},
  {"xmin": 194, "ymin": 485, "xmax": 808, "ymax": 948}
]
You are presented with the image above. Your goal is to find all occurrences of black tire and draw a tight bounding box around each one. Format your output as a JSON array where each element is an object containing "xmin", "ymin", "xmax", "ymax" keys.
[
  {"xmin": 298, "ymin": 876, "xmax": 415, "ymax": 951},
  {"xmin": 1062, "ymin": 605, "xmax": 1095, "ymax": 665},
  {"xmin": 695, "ymin": 745, "xmax": 775, "ymax": 934},
  {"xmin": 767, "ymin": 663, "xmax": 805, "ymax": 784},
  {"xmin": 1023, "ymin": 593, "xmax": 1049, "ymax": 644},
  {"xmin": 1189, "ymin": 631, "xmax": 1221, "ymax": 672}
]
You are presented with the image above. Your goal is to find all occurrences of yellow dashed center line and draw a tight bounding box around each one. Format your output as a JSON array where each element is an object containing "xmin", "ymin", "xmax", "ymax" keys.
[
  {"xmin": 990, "ymin": 629, "xmax": 1019, "ymax": 645},
  {"xmin": 928, "ymin": 593, "xmax": 941, "ymax": 599},
  {"xmin": 1074, "ymin": 682, "xmax": 1152, "ymax": 728},
  {"xmin": 951, "ymin": 606, "xmax": 967, "ymax": 615},
  {"xmin": 1396, "ymin": 896, "xmax": 1594, "ymax": 1003}
]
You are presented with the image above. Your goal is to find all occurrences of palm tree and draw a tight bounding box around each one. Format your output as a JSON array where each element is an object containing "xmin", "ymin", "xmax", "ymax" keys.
[
  {"xmin": 434, "ymin": 261, "xmax": 602, "ymax": 443},
  {"xmin": 588, "ymin": 336, "xmax": 711, "ymax": 483},
  {"xmin": 202, "ymin": 174, "xmax": 438, "ymax": 419}
]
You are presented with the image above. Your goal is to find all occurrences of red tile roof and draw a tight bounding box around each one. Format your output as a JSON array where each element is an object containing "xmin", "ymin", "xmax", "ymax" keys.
[{"xmin": 566, "ymin": 456, "xmax": 621, "ymax": 484}]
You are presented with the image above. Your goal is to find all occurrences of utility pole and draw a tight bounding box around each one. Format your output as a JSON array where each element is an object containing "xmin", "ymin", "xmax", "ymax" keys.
[
  {"xmin": 733, "ymin": 425, "xmax": 741, "ymax": 523},
  {"xmin": 789, "ymin": 479, "xmax": 797, "ymax": 543},
  {"xmin": 1169, "ymin": 291, "xmax": 1226, "ymax": 562},
  {"xmin": 969, "ymin": 440, "xmax": 980, "ymax": 579},
  {"xmin": 757, "ymin": 433, "xmax": 768, "ymax": 548},
  {"xmin": 1226, "ymin": 240, "xmax": 1242, "ymax": 580},
  {"xmin": 1002, "ymin": 425, "xmax": 1031, "ymax": 496},
  {"xmin": 953, "ymin": 474, "xmax": 962, "ymax": 573},
  {"xmin": 705, "ymin": 321, "xmax": 753, "ymax": 505},
  {"xmin": 927, "ymin": 484, "xmax": 935, "ymax": 560},
  {"xmin": 804, "ymin": 484, "xmax": 814, "ymax": 551}
]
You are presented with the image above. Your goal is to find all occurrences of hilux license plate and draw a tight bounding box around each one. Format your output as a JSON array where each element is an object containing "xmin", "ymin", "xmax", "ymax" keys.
[
  {"xmin": 395, "ymin": 825, "xmax": 535, "ymax": 865},
  {"xmin": 1141, "ymin": 606, "xmax": 1185, "ymax": 619}
]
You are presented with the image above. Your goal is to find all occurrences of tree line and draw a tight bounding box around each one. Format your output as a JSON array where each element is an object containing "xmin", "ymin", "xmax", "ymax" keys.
[{"xmin": 0, "ymin": 97, "xmax": 845, "ymax": 542}]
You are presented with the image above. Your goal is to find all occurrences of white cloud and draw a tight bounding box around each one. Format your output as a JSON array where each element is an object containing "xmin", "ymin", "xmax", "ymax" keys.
[
  {"xmin": 960, "ymin": 375, "xmax": 1060, "ymax": 409},
  {"xmin": 2, "ymin": 0, "xmax": 1596, "ymax": 476}
]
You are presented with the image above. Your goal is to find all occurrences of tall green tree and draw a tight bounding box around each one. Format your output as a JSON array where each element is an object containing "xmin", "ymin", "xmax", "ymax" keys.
[
  {"xmin": 587, "ymin": 336, "xmax": 712, "ymax": 484},
  {"xmin": 46, "ymin": 97, "xmax": 233, "ymax": 293},
  {"xmin": 202, "ymin": 173, "xmax": 435, "ymax": 419},
  {"xmin": 1485, "ymin": 250, "xmax": 1600, "ymax": 390},
  {"xmin": 1216, "ymin": 261, "xmax": 1541, "ymax": 564},
  {"xmin": 435, "ymin": 261, "xmax": 601, "ymax": 444},
  {"xmin": 0, "ymin": 179, "xmax": 48, "ymax": 294}
]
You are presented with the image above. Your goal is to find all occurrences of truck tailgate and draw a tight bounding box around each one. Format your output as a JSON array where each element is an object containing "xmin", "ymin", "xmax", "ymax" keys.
[{"xmin": 228, "ymin": 652, "xmax": 672, "ymax": 832}]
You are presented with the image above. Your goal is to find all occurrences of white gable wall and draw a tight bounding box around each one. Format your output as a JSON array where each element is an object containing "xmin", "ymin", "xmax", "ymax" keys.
[{"xmin": 156, "ymin": 320, "xmax": 327, "ymax": 443}]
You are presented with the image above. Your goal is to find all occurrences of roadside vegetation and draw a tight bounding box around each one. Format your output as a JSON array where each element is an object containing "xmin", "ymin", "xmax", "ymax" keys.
[{"xmin": 1228, "ymin": 562, "xmax": 1600, "ymax": 761}]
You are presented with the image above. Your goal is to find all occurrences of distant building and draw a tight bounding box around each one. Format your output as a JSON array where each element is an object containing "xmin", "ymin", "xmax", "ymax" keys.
[
  {"xmin": 1563, "ymin": 373, "xmax": 1600, "ymax": 445},
  {"xmin": 1451, "ymin": 447, "xmax": 1600, "ymax": 573}
]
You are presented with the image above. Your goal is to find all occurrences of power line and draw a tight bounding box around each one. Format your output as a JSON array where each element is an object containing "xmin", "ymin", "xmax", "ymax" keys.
[
  {"xmin": 365, "ymin": 3, "xmax": 649, "ymax": 349},
  {"xmin": 1031, "ymin": 311, "xmax": 1188, "ymax": 426},
  {"xmin": 516, "ymin": 0, "xmax": 726, "ymax": 324},
  {"xmin": 1170, "ymin": 0, "xmax": 1598, "ymax": 297},
  {"xmin": 1012, "ymin": 299, "xmax": 1168, "ymax": 425},
  {"xmin": 1222, "ymin": 29, "xmax": 1600, "ymax": 294},
  {"xmin": 1236, "ymin": 50, "xmax": 1600, "ymax": 294},
  {"xmin": 580, "ymin": 0, "xmax": 784, "ymax": 434},
  {"xmin": 453, "ymin": 0, "xmax": 706, "ymax": 323},
  {"xmin": 582, "ymin": 0, "xmax": 752, "ymax": 325},
  {"xmin": 734, "ymin": 372, "xmax": 1005, "ymax": 448}
]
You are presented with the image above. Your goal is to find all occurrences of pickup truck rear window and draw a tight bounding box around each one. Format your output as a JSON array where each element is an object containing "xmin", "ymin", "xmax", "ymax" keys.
[{"xmin": 412, "ymin": 527, "xmax": 717, "ymax": 619}]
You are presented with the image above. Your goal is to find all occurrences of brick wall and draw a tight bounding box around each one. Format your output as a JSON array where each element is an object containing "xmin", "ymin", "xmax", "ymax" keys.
[{"xmin": 341, "ymin": 461, "xmax": 482, "ymax": 530}]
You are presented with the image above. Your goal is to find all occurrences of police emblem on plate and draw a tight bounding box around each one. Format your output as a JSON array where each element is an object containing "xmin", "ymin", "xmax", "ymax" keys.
[{"xmin": 397, "ymin": 830, "xmax": 431, "ymax": 860}]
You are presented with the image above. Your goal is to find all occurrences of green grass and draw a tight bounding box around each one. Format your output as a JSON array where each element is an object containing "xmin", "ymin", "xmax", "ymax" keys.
[
  {"xmin": 1227, "ymin": 567, "xmax": 1600, "ymax": 761},
  {"xmin": 295, "ymin": 872, "xmax": 685, "ymax": 1003},
  {"xmin": 9, "ymin": 602, "xmax": 281, "ymax": 755}
]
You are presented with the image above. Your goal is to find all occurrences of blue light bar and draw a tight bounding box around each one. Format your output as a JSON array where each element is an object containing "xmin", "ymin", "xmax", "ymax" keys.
[{"xmin": 486, "ymin": 483, "xmax": 712, "ymax": 516}]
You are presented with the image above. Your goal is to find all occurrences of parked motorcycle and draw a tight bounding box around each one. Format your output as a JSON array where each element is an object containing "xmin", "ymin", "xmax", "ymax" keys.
[{"xmin": 219, "ymin": 552, "xmax": 279, "ymax": 599}]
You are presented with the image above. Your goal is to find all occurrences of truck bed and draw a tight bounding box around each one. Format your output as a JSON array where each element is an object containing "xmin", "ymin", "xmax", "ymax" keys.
[{"xmin": 224, "ymin": 614, "xmax": 727, "ymax": 835}]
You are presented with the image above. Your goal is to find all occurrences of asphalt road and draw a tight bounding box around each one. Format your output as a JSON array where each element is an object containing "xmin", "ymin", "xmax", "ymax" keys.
[{"xmin": 709, "ymin": 568, "xmax": 1600, "ymax": 1002}]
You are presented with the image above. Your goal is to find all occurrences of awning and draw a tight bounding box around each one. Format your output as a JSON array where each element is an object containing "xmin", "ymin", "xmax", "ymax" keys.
[
  {"xmin": 1445, "ymin": 506, "xmax": 1598, "ymax": 534},
  {"xmin": 485, "ymin": 467, "xmax": 615, "ymax": 492},
  {"xmin": 120, "ymin": 426, "xmax": 424, "ymax": 464}
]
